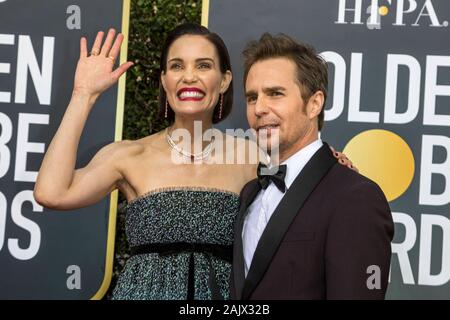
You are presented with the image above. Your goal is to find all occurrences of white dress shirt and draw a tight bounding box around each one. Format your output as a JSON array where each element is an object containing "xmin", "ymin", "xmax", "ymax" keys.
[{"xmin": 242, "ymin": 139, "xmax": 323, "ymax": 277}]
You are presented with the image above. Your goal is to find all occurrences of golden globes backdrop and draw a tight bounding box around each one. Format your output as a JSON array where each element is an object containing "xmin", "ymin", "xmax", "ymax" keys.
[
  {"xmin": 205, "ymin": 0, "xmax": 450, "ymax": 299},
  {"xmin": 0, "ymin": 0, "xmax": 130, "ymax": 299}
]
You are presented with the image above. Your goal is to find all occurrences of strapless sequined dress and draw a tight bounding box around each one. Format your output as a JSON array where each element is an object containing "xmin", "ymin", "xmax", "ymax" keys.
[{"xmin": 111, "ymin": 187, "xmax": 240, "ymax": 300}]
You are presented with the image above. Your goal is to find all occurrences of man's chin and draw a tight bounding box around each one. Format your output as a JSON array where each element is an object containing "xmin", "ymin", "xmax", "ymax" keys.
[{"xmin": 257, "ymin": 137, "xmax": 281, "ymax": 153}]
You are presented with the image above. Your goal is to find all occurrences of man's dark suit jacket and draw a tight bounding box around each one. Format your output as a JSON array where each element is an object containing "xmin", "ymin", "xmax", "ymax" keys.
[{"xmin": 231, "ymin": 143, "xmax": 394, "ymax": 300}]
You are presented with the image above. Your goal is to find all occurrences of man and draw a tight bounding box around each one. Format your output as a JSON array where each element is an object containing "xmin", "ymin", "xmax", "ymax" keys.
[{"xmin": 231, "ymin": 33, "xmax": 394, "ymax": 299}]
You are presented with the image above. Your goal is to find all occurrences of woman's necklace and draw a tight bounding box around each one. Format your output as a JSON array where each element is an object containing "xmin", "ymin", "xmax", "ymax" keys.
[{"xmin": 166, "ymin": 127, "xmax": 215, "ymax": 161}]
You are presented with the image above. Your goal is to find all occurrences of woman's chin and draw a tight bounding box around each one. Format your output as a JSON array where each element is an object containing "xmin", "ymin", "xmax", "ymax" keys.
[{"xmin": 173, "ymin": 109, "xmax": 212, "ymax": 120}]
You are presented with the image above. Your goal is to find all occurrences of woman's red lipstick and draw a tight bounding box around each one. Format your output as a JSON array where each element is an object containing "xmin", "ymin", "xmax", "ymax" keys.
[{"xmin": 177, "ymin": 87, "xmax": 205, "ymax": 101}]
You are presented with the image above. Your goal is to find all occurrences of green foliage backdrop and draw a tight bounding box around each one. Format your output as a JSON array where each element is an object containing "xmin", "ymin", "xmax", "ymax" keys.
[{"xmin": 106, "ymin": 0, "xmax": 202, "ymax": 298}]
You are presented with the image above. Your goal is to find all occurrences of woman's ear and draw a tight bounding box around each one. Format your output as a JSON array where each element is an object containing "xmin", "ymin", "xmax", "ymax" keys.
[
  {"xmin": 220, "ymin": 70, "xmax": 232, "ymax": 94},
  {"xmin": 160, "ymin": 71, "xmax": 167, "ymax": 91},
  {"xmin": 307, "ymin": 90, "xmax": 324, "ymax": 120}
]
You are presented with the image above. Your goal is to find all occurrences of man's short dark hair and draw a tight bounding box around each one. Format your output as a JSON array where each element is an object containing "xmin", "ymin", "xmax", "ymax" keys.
[{"xmin": 243, "ymin": 33, "xmax": 328, "ymax": 130}]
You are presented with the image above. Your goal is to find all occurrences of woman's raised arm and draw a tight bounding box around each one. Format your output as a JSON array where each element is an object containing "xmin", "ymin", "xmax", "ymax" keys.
[{"xmin": 34, "ymin": 29, "xmax": 134, "ymax": 210}]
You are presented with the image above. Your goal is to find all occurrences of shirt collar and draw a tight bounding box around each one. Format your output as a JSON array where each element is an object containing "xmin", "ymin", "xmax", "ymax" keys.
[{"xmin": 281, "ymin": 139, "xmax": 323, "ymax": 190}]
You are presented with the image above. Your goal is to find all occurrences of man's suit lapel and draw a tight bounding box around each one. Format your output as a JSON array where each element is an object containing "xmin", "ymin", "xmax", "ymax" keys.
[
  {"xmin": 233, "ymin": 179, "xmax": 261, "ymax": 300},
  {"xmin": 241, "ymin": 143, "xmax": 337, "ymax": 299}
]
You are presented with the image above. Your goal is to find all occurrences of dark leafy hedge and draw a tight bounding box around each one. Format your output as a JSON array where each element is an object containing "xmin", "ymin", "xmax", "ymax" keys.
[{"xmin": 106, "ymin": 0, "xmax": 201, "ymax": 299}]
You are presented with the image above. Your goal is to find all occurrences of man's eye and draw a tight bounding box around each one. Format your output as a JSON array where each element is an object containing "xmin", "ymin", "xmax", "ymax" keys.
[
  {"xmin": 247, "ymin": 96, "xmax": 257, "ymax": 103},
  {"xmin": 270, "ymin": 91, "xmax": 283, "ymax": 96}
]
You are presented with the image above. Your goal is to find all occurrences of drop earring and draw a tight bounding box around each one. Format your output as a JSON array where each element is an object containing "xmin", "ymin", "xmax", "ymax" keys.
[
  {"xmin": 165, "ymin": 100, "xmax": 168, "ymax": 118},
  {"xmin": 218, "ymin": 94, "xmax": 224, "ymax": 120}
]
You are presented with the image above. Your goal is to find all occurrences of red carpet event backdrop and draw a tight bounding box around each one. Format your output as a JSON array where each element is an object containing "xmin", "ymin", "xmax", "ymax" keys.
[
  {"xmin": 0, "ymin": 0, "xmax": 449, "ymax": 299},
  {"xmin": 206, "ymin": 0, "xmax": 450, "ymax": 299},
  {"xmin": 0, "ymin": 0, "xmax": 129, "ymax": 299}
]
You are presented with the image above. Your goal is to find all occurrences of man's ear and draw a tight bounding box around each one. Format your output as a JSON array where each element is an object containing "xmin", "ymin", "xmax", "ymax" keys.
[
  {"xmin": 220, "ymin": 70, "xmax": 232, "ymax": 94},
  {"xmin": 307, "ymin": 91, "xmax": 324, "ymax": 119}
]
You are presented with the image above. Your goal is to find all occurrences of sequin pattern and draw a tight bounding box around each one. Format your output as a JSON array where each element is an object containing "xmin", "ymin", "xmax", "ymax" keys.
[{"xmin": 111, "ymin": 188, "xmax": 240, "ymax": 300}]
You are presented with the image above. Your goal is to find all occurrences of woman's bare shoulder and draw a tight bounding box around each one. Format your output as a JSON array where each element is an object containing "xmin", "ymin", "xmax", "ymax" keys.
[{"xmin": 104, "ymin": 130, "xmax": 165, "ymax": 160}]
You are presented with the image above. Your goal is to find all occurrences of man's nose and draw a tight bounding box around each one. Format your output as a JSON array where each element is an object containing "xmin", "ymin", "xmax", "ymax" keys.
[{"xmin": 254, "ymin": 96, "xmax": 269, "ymax": 116}]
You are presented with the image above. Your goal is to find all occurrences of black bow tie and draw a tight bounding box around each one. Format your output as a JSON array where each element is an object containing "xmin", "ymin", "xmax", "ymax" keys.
[{"xmin": 257, "ymin": 162, "xmax": 287, "ymax": 192}]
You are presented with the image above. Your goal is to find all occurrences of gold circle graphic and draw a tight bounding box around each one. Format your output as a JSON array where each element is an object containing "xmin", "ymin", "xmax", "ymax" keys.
[
  {"xmin": 343, "ymin": 129, "xmax": 415, "ymax": 202},
  {"xmin": 379, "ymin": 6, "xmax": 389, "ymax": 16}
]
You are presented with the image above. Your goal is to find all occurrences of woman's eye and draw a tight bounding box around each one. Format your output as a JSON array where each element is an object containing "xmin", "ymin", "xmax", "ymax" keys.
[
  {"xmin": 198, "ymin": 63, "xmax": 212, "ymax": 69},
  {"xmin": 170, "ymin": 63, "xmax": 182, "ymax": 70}
]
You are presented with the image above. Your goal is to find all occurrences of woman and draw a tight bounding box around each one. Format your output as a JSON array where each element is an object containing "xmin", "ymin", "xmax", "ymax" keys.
[{"xmin": 34, "ymin": 23, "xmax": 354, "ymax": 300}]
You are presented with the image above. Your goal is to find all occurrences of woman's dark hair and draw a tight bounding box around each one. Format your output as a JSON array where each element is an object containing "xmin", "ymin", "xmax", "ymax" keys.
[{"xmin": 159, "ymin": 23, "xmax": 233, "ymax": 124}]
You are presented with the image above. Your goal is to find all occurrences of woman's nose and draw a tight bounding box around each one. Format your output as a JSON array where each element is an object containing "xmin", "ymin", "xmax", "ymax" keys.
[{"xmin": 182, "ymin": 67, "xmax": 197, "ymax": 83}]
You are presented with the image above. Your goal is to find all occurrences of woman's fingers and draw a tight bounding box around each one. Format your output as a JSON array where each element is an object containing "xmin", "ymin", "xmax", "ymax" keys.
[
  {"xmin": 90, "ymin": 31, "xmax": 104, "ymax": 56},
  {"xmin": 100, "ymin": 28, "xmax": 116, "ymax": 57},
  {"xmin": 108, "ymin": 33, "xmax": 124, "ymax": 62},
  {"xmin": 86, "ymin": 29, "xmax": 123, "ymax": 60},
  {"xmin": 334, "ymin": 151, "xmax": 343, "ymax": 159},
  {"xmin": 330, "ymin": 147, "xmax": 359, "ymax": 172},
  {"xmin": 348, "ymin": 163, "xmax": 359, "ymax": 172},
  {"xmin": 111, "ymin": 61, "xmax": 134, "ymax": 80},
  {"xmin": 330, "ymin": 146, "xmax": 341, "ymax": 159},
  {"xmin": 338, "ymin": 153, "xmax": 348, "ymax": 161},
  {"xmin": 331, "ymin": 149, "xmax": 351, "ymax": 165},
  {"xmin": 80, "ymin": 37, "xmax": 88, "ymax": 58}
]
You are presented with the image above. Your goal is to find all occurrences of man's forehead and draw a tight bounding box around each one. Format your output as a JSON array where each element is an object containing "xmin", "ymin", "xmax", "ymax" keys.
[
  {"xmin": 245, "ymin": 82, "xmax": 286, "ymax": 91},
  {"xmin": 248, "ymin": 58, "xmax": 296, "ymax": 78},
  {"xmin": 250, "ymin": 57, "xmax": 296, "ymax": 72},
  {"xmin": 246, "ymin": 58, "xmax": 297, "ymax": 89}
]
